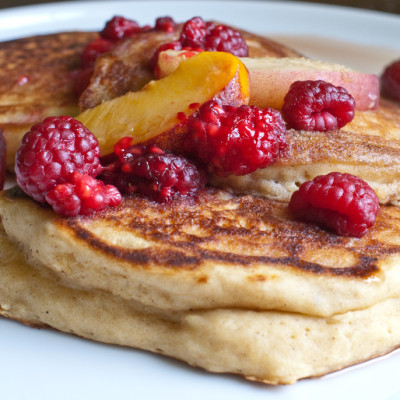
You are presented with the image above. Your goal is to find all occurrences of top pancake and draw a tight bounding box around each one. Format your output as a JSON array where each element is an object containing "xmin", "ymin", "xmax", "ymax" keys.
[{"xmin": 2, "ymin": 186, "xmax": 400, "ymax": 318}]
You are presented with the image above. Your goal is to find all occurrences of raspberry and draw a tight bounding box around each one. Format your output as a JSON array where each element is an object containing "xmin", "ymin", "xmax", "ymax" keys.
[
  {"xmin": 155, "ymin": 16, "xmax": 177, "ymax": 33},
  {"xmin": 282, "ymin": 80, "xmax": 355, "ymax": 131},
  {"xmin": 180, "ymin": 17, "xmax": 208, "ymax": 48},
  {"xmin": 100, "ymin": 139, "xmax": 207, "ymax": 203},
  {"xmin": 100, "ymin": 16, "xmax": 141, "ymax": 41},
  {"xmin": 15, "ymin": 116, "xmax": 101, "ymax": 203},
  {"xmin": 381, "ymin": 59, "xmax": 400, "ymax": 101},
  {"xmin": 289, "ymin": 172, "xmax": 379, "ymax": 237},
  {"xmin": 179, "ymin": 17, "xmax": 248, "ymax": 57},
  {"xmin": 183, "ymin": 101, "xmax": 287, "ymax": 177},
  {"xmin": 81, "ymin": 37, "xmax": 114, "ymax": 69},
  {"xmin": 46, "ymin": 172, "xmax": 122, "ymax": 217},
  {"xmin": 204, "ymin": 25, "xmax": 249, "ymax": 57}
]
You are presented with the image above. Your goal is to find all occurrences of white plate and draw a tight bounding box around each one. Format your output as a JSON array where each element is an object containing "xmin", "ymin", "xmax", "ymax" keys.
[{"xmin": 1, "ymin": 1, "xmax": 400, "ymax": 399}]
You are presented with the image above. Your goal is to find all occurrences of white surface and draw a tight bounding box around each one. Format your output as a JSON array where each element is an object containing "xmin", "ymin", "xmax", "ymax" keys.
[{"xmin": 1, "ymin": 1, "xmax": 400, "ymax": 399}]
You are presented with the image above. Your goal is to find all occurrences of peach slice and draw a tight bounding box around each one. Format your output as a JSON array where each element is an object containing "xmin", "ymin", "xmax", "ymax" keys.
[
  {"xmin": 157, "ymin": 51, "xmax": 380, "ymax": 111},
  {"xmin": 77, "ymin": 51, "xmax": 249, "ymax": 156}
]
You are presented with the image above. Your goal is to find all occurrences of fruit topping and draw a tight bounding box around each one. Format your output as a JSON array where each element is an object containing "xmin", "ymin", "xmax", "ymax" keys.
[
  {"xmin": 151, "ymin": 17, "xmax": 248, "ymax": 69},
  {"xmin": 157, "ymin": 54, "xmax": 379, "ymax": 111},
  {"xmin": 81, "ymin": 37, "xmax": 114, "ymax": 69},
  {"xmin": 77, "ymin": 51, "xmax": 249, "ymax": 156},
  {"xmin": 180, "ymin": 17, "xmax": 248, "ymax": 57},
  {"xmin": 15, "ymin": 116, "xmax": 101, "ymax": 203},
  {"xmin": 155, "ymin": 16, "xmax": 178, "ymax": 33},
  {"xmin": 289, "ymin": 172, "xmax": 379, "ymax": 237},
  {"xmin": 183, "ymin": 101, "xmax": 287, "ymax": 176},
  {"xmin": 282, "ymin": 80, "xmax": 355, "ymax": 131},
  {"xmin": 381, "ymin": 58, "xmax": 400, "ymax": 101},
  {"xmin": 46, "ymin": 172, "xmax": 122, "ymax": 217},
  {"xmin": 100, "ymin": 138, "xmax": 207, "ymax": 203},
  {"xmin": 100, "ymin": 16, "xmax": 142, "ymax": 41}
]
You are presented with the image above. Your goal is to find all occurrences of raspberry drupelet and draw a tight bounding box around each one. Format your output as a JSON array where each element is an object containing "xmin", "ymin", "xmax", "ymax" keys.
[
  {"xmin": 183, "ymin": 101, "xmax": 287, "ymax": 177},
  {"xmin": 100, "ymin": 138, "xmax": 207, "ymax": 203},
  {"xmin": 15, "ymin": 116, "xmax": 102, "ymax": 203},
  {"xmin": 289, "ymin": 172, "xmax": 379, "ymax": 237},
  {"xmin": 282, "ymin": 80, "xmax": 356, "ymax": 131}
]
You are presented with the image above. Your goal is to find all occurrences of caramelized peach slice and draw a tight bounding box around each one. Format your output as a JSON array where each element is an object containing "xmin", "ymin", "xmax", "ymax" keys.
[
  {"xmin": 158, "ymin": 51, "xmax": 380, "ymax": 111},
  {"xmin": 77, "ymin": 51, "xmax": 249, "ymax": 156}
]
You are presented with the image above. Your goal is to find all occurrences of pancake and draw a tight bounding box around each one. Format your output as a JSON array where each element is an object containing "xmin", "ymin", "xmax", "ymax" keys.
[
  {"xmin": 2, "ymin": 186, "xmax": 400, "ymax": 319},
  {"xmin": 0, "ymin": 31, "xmax": 98, "ymax": 171},
  {"xmin": 212, "ymin": 98, "xmax": 400, "ymax": 206},
  {"xmin": 2, "ymin": 188, "xmax": 400, "ymax": 384},
  {"xmin": 78, "ymin": 24, "xmax": 301, "ymax": 111}
]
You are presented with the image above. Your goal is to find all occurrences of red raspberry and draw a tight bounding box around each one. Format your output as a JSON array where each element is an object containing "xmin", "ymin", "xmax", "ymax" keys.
[
  {"xmin": 282, "ymin": 80, "xmax": 356, "ymax": 131},
  {"xmin": 289, "ymin": 172, "xmax": 379, "ymax": 237},
  {"xmin": 15, "ymin": 116, "xmax": 101, "ymax": 203},
  {"xmin": 180, "ymin": 17, "xmax": 209, "ymax": 48},
  {"xmin": 155, "ymin": 16, "xmax": 177, "ymax": 33},
  {"xmin": 100, "ymin": 16, "xmax": 141, "ymax": 41},
  {"xmin": 183, "ymin": 101, "xmax": 287, "ymax": 177},
  {"xmin": 81, "ymin": 37, "xmax": 114, "ymax": 68},
  {"xmin": 46, "ymin": 172, "xmax": 122, "ymax": 217},
  {"xmin": 381, "ymin": 59, "xmax": 400, "ymax": 101},
  {"xmin": 100, "ymin": 139, "xmax": 207, "ymax": 203},
  {"xmin": 204, "ymin": 25, "xmax": 249, "ymax": 57}
]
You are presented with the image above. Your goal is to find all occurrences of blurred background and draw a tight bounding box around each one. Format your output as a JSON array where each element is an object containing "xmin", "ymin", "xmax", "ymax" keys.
[{"xmin": 0, "ymin": 0, "xmax": 399, "ymax": 14}]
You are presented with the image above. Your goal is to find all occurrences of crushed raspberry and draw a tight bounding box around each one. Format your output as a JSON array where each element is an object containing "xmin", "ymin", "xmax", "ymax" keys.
[
  {"xmin": 81, "ymin": 37, "xmax": 114, "ymax": 69},
  {"xmin": 100, "ymin": 16, "xmax": 141, "ymax": 41},
  {"xmin": 183, "ymin": 101, "xmax": 287, "ymax": 177},
  {"xmin": 100, "ymin": 139, "xmax": 207, "ymax": 203},
  {"xmin": 282, "ymin": 80, "xmax": 356, "ymax": 131},
  {"xmin": 73, "ymin": 67, "xmax": 94, "ymax": 97},
  {"xmin": 46, "ymin": 172, "xmax": 122, "ymax": 217},
  {"xmin": 155, "ymin": 16, "xmax": 177, "ymax": 33},
  {"xmin": 289, "ymin": 172, "xmax": 379, "ymax": 237},
  {"xmin": 381, "ymin": 59, "xmax": 400, "ymax": 101},
  {"xmin": 15, "ymin": 116, "xmax": 101, "ymax": 203}
]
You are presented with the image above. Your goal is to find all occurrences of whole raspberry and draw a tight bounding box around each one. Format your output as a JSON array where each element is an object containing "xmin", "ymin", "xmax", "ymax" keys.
[
  {"xmin": 381, "ymin": 59, "xmax": 400, "ymax": 101},
  {"xmin": 81, "ymin": 37, "xmax": 114, "ymax": 69},
  {"xmin": 183, "ymin": 101, "xmax": 287, "ymax": 177},
  {"xmin": 155, "ymin": 16, "xmax": 177, "ymax": 33},
  {"xmin": 15, "ymin": 116, "xmax": 101, "ymax": 203},
  {"xmin": 282, "ymin": 80, "xmax": 356, "ymax": 131},
  {"xmin": 180, "ymin": 17, "xmax": 208, "ymax": 48},
  {"xmin": 46, "ymin": 172, "xmax": 122, "ymax": 217},
  {"xmin": 100, "ymin": 16, "xmax": 141, "ymax": 41},
  {"xmin": 204, "ymin": 25, "xmax": 249, "ymax": 57},
  {"xmin": 289, "ymin": 172, "xmax": 379, "ymax": 237},
  {"xmin": 100, "ymin": 139, "xmax": 207, "ymax": 203}
]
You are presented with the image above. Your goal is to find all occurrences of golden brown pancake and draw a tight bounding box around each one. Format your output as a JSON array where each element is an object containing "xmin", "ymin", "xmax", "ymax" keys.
[
  {"xmin": 0, "ymin": 31, "xmax": 98, "ymax": 170},
  {"xmin": 2, "ymin": 186, "xmax": 400, "ymax": 318},
  {"xmin": 2, "ymin": 187, "xmax": 400, "ymax": 384}
]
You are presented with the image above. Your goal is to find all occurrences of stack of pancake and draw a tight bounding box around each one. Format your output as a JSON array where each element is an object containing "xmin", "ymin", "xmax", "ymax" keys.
[{"xmin": 1, "ymin": 21, "xmax": 400, "ymax": 385}]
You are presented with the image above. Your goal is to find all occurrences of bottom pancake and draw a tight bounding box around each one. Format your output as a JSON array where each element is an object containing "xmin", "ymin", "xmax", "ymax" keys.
[{"xmin": 1, "ymin": 226, "xmax": 400, "ymax": 385}]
